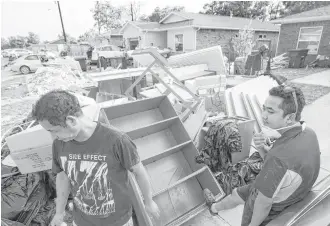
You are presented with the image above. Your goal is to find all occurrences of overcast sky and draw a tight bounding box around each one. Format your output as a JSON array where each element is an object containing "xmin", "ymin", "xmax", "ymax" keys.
[{"xmin": 1, "ymin": 0, "xmax": 211, "ymax": 41}]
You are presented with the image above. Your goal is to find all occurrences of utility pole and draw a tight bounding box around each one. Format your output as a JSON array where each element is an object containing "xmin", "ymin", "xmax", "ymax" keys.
[
  {"xmin": 57, "ymin": 1, "xmax": 67, "ymax": 43},
  {"xmin": 130, "ymin": 3, "xmax": 134, "ymax": 21}
]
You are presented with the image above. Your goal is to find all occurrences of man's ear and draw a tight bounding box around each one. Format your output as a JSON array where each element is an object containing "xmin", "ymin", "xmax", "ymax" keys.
[
  {"xmin": 285, "ymin": 113, "xmax": 296, "ymax": 125},
  {"xmin": 66, "ymin": 116, "xmax": 78, "ymax": 127}
]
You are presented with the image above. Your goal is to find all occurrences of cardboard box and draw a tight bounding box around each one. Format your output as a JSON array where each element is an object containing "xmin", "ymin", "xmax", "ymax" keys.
[
  {"xmin": 10, "ymin": 145, "xmax": 53, "ymax": 174},
  {"xmin": 6, "ymin": 103, "xmax": 101, "ymax": 174}
]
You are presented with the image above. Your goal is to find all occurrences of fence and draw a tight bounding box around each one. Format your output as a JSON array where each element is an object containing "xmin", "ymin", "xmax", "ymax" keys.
[{"xmin": 30, "ymin": 44, "xmax": 89, "ymax": 57}]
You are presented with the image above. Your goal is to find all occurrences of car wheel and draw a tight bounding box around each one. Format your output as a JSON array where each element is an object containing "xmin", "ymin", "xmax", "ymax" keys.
[{"xmin": 20, "ymin": 66, "xmax": 30, "ymax": 74}]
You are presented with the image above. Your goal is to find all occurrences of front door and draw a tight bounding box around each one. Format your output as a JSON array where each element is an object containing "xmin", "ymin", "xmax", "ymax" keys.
[{"xmin": 129, "ymin": 39, "xmax": 139, "ymax": 50}]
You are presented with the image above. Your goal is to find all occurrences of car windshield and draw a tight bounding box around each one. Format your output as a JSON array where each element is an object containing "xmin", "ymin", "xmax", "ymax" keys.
[{"xmin": 25, "ymin": 55, "xmax": 39, "ymax": 60}]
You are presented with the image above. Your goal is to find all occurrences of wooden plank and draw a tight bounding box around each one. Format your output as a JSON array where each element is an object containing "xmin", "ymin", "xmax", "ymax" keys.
[
  {"xmin": 170, "ymin": 119, "xmax": 193, "ymax": 144},
  {"xmin": 153, "ymin": 176, "xmax": 205, "ymax": 225},
  {"xmin": 151, "ymin": 72, "xmax": 194, "ymax": 112},
  {"xmin": 183, "ymin": 100, "xmax": 207, "ymax": 141},
  {"xmin": 229, "ymin": 91, "xmax": 237, "ymax": 116},
  {"xmin": 133, "ymin": 129, "xmax": 178, "ymax": 162},
  {"xmin": 240, "ymin": 92, "xmax": 253, "ymax": 119},
  {"xmin": 109, "ymin": 109, "xmax": 165, "ymax": 133},
  {"xmin": 145, "ymin": 148, "xmax": 193, "ymax": 194},
  {"xmin": 128, "ymin": 172, "xmax": 153, "ymax": 226},
  {"xmin": 180, "ymin": 207, "xmax": 230, "ymax": 226},
  {"xmin": 139, "ymin": 88, "xmax": 162, "ymax": 99},
  {"xmin": 241, "ymin": 92, "xmax": 259, "ymax": 132},
  {"xmin": 246, "ymin": 94, "xmax": 263, "ymax": 132},
  {"xmin": 142, "ymin": 141, "xmax": 192, "ymax": 165},
  {"xmin": 196, "ymin": 167, "xmax": 225, "ymax": 201},
  {"xmin": 153, "ymin": 167, "xmax": 207, "ymax": 196},
  {"xmin": 231, "ymin": 119, "xmax": 255, "ymax": 164},
  {"xmin": 181, "ymin": 142, "xmax": 202, "ymax": 172},
  {"xmin": 224, "ymin": 91, "xmax": 234, "ymax": 117},
  {"xmin": 159, "ymin": 97, "xmax": 178, "ymax": 119},
  {"xmin": 168, "ymin": 46, "xmax": 227, "ymax": 75},
  {"xmin": 132, "ymin": 48, "xmax": 169, "ymax": 66},
  {"xmin": 155, "ymin": 83, "xmax": 196, "ymax": 102},
  {"xmin": 254, "ymin": 94, "xmax": 263, "ymax": 113},
  {"xmin": 158, "ymin": 65, "xmax": 199, "ymax": 102},
  {"xmin": 127, "ymin": 117, "xmax": 178, "ymax": 140},
  {"xmin": 102, "ymin": 95, "xmax": 164, "ymax": 120},
  {"xmin": 124, "ymin": 61, "xmax": 157, "ymax": 99},
  {"xmin": 178, "ymin": 70, "xmax": 216, "ymax": 82}
]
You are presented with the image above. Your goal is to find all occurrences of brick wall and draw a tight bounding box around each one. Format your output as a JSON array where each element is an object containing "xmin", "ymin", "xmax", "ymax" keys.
[
  {"xmin": 276, "ymin": 20, "xmax": 330, "ymax": 64},
  {"xmin": 196, "ymin": 29, "xmax": 278, "ymax": 60},
  {"xmin": 109, "ymin": 36, "xmax": 123, "ymax": 46}
]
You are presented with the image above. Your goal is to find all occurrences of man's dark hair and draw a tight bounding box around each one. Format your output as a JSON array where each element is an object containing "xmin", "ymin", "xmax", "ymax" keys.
[
  {"xmin": 32, "ymin": 90, "xmax": 83, "ymax": 126},
  {"xmin": 269, "ymin": 85, "xmax": 305, "ymax": 121}
]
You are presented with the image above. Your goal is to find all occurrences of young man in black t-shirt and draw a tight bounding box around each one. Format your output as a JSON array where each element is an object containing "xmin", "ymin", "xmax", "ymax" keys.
[{"xmin": 32, "ymin": 90, "xmax": 160, "ymax": 226}]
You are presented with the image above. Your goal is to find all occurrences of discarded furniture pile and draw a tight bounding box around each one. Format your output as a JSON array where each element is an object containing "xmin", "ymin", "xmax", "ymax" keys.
[{"xmin": 2, "ymin": 44, "xmax": 330, "ymax": 226}]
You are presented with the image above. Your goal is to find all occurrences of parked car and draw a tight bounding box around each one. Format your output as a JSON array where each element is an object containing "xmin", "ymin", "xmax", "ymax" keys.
[
  {"xmin": 8, "ymin": 49, "xmax": 33, "ymax": 61},
  {"xmin": 11, "ymin": 54, "xmax": 44, "ymax": 74},
  {"xmin": 2, "ymin": 50, "xmax": 11, "ymax": 58},
  {"xmin": 91, "ymin": 45, "xmax": 125, "ymax": 64}
]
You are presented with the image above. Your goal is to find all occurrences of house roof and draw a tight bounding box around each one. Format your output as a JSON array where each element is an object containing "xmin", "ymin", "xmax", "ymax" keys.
[
  {"xmin": 120, "ymin": 21, "xmax": 161, "ymax": 33},
  {"xmin": 133, "ymin": 22, "xmax": 161, "ymax": 30},
  {"xmin": 102, "ymin": 29, "xmax": 123, "ymax": 36},
  {"xmin": 161, "ymin": 12, "xmax": 280, "ymax": 32},
  {"xmin": 271, "ymin": 5, "xmax": 330, "ymax": 24}
]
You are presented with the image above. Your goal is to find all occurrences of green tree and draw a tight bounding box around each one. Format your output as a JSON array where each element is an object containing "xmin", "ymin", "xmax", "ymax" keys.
[
  {"xmin": 26, "ymin": 32, "xmax": 40, "ymax": 45},
  {"xmin": 202, "ymin": 1, "xmax": 254, "ymax": 18},
  {"xmin": 268, "ymin": 1, "xmax": 286, "ymax": 20},
  {"xmin": 91, "ymin": 2, "xmax": 123, "ymax": 34},
  {"xmin": 78, "ymin": 29, "xmax": 97, "ymax": 42},
  {"xmin": 7, "ymin": 36, "xmax": 26, "ymax": 48},
  {"xmin": 250, "ymin": 1, "xmax": 269, "ymax": 21},
  {"xmin": 282, "ymin": 1, "xmax": 330, "ymax": 16},
  {"xmin": 140, "ymin": 6, "xmax": 185, "ymax": 22},
  {"xmin": 127, "ymin": 1, "xmax": 141, "ymax": 21},
  {"xmin": 1, "ymin": 38, "xmax": 11, "ymax": 50},
  {"xmin": 232, "ymin": 23, "xmax": 256, "ymax": 58},
  {"xmin": 57, "ymin": 33, "xmax": 77, "ymax": 44}
]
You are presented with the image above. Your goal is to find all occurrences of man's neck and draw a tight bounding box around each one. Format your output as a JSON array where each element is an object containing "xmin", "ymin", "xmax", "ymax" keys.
[
  {"xmin": 277, "ymin": 122, "xmax": 300, "ymax": 135},
  {"xmin": 74, "ymin": 117, "xmax": 98, "ymax": 142}
]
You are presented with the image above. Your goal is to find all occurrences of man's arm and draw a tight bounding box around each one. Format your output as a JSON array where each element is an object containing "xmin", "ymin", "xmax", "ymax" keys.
[
  {"xmin": 132, "ymin": 162, "xmax": 153, "ymax": 204},
  {"xmin": 55, "ymin": 171, "xmax": 71, "ymax": 214},
  {"xmin": 249, "ymin": 191, "xmax": 273, "ymax": 226},
  {"xmin": 251, "ymin": 156, "xmax": 288, "ymax": 226},
  {"xmin": 50, "ymin": 171, "xmax": 71, "ymax": 226},
  {"xmin": 132, "ymin": 162, "xmax": 160, "ymax": 218},
  {"xmin": 115, "ymin": 135, "xmax": 160, "ymax": 219}
]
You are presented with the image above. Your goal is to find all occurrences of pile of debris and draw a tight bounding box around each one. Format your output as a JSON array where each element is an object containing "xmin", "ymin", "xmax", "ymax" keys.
[
  {"xmin": 270, "ymin": 53, "xmax": 289, "ymax": 69},
  {"xmin": 26, "ymin": 66, "xmax": 94, "ymax": 97},
  {"xmin": 1, "ymin": 65, "xmax": 96, "ymax": 133}
]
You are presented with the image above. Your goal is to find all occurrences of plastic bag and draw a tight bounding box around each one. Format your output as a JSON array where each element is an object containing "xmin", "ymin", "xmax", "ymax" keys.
[{"xmin": 1, "ymin": 173, "xmax": 42, "ymax": 220}]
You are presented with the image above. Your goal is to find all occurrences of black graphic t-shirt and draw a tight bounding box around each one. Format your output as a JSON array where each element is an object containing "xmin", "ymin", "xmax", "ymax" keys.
[{"xmin": 52, "ymin": 123, "xmax": 140, "ymax": 226}]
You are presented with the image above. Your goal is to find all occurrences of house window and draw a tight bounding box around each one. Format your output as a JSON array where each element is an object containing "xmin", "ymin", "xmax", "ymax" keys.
[
  {"xmin": 175, "ymin": 34, "xmax": 183, "ymax": 51},
  {"xmin": 297, "ymin": 26, "xmax": 323, "ymax": 54},
  {"xmin": 258, "ymin": 34, "xmax": 267, "ymax": 39}
]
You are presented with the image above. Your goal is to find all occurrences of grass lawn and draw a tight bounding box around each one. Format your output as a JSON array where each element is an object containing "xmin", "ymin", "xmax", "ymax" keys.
[
  {"xmin": 287, "ymin": 82, "xmax": 330, "ymax": 105},
  {"xmin": 269, "ymin": 68, "xmax": 330, "ymax": 105},
  {"xmin": 272, "ymin": 67, "xmax": 329, "ymax": 81}
]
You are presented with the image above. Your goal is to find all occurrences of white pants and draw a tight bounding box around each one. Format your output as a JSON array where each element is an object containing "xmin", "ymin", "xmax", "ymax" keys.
[{"xmin": 72, "ymin": 217, "xmax": 133, "ymax": 226}]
